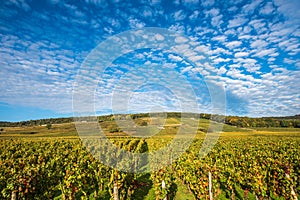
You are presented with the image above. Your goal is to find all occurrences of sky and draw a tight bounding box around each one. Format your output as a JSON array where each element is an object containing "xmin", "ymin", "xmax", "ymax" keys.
[{"xmin": 0, "ymin": 0, "xmax": 300, "ymax": 122}]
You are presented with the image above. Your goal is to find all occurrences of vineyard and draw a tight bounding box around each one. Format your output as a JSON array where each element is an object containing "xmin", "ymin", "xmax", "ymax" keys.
[
  {"xmin": 0, "ymin": 117, "xmax": 299, "ymax": 199},
  {"xmin": 0, "ymin": 137, "xmax": 299, "ymax": 199}
]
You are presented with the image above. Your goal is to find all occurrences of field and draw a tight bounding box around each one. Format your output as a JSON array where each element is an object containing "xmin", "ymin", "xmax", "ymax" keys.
[{"xmin": 0, "ymin": 117, "xmax": 299, "ymax": 199}]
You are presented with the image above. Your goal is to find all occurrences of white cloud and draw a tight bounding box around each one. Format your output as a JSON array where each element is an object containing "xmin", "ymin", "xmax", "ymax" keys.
[
  {"xmin": 292, "ymin": 31, "xmax": 300, "ymax": 37},
  {"xmin": 228, "ymin": 6, "xmax": 238, "ymax": 12},
  {"xmin": 269, "ymin": 27, "xmax": 295, "ymax": 38},
  {"xmin": 181, "ymin": 66, "xmax": 193, "ymax": 74},
  {"xmin": 168, "ymin": 54, "xmax": 183, "ymax": 62},
  {"xmin": 144, "ymin": 60, "xmax": 151, "ymax": 65},
  {"xmin": 205, "ymin": 8, "xmax": 219, "ymax": 17},
  {"xmin": 142, "ymin": 7, "xmax": 153, "ymax": 18},
  {"xmin": 249, "ymin": 19, "xmax": 266, "ymax": 31},
  {"xmin": 274, "ymin": 0, "xmax": 300, "ymax": 25},
  {"xmin": 211, "ymin": 15, "xmax": 223, "ymax": 27},
  {"xmin": 129, "ymin": 18, "xmax": 145, "ymax": 29},
  {"xmin": 204, "ymin": 8, "xmax": 223, "ymax": 27},
  {"xmin": 242, "ymin": 0, "xmax": 263, "ymax": 15},
  {"xmin": 212, "ymin": 57, "xmax": 231, "ymax": 64},
  {"xmin": 201, "ymin": 0, "xmax": 214, "ymax": 7},
  {"xmin": 211, "ymin": 47, "xmax": 231, "ymax": 55},
  {"xmin": 189, "ymin": 10, "xmax": 200, "ymax": 20},
  {"xmin": 224, "ymin": 29, "xmax": 236, "ymax": 36},
  {"xmin": 283, "ymin": 58, "xmax": 296, "ymax": 64},
  {"xmin": 243, "ymin": 58, "xmax": 257, "ymax": 64},
  {"xmin": 243, "ymin": 63, "xmax": 261, "ymax": 73},
  {"xmin": 259, "ymin": 2, "xmax": 274, "ymax": 15},
  {"xmin": 235, "ymin": 52, "xmax": 249, "ymax": 58},
  {"xmin": 226, "ymin": 68, "xmax": 241, "ymax": 78},
  {"xmin": 228, "ymin": 16, "xmax": 248, "ymax": 28},
  {"xmin": 225, "ymin": 41, "xmax": 242, "ymax": 49},
  {"xmin": 238, "ymin": 35, "xmax": 253, "ymax": 40},
  {"xmin": 173, "ymin": 10, "xmax": 186, "ymax": 21},
  {"xmin": 181, "ymin": 0, "xmax": 199, "ymax": 5},
  {"xmin": 154, "ymin": 34, "xmax": 164, "ymax": 41},
  {"xmin": 1, "ymin": 0, "xmax": 300, "ymax": 119},
  {"xmin": 8, "ymin": 0, "xmax": 31, "ymax": 12},
  {"xmin": 150, "ymin": 0, "xmax": 161, "ymax": 5},
  {"xmin": 194, "ymin": 45, "xmax": 211, "ymax": 54},
  {"xmin": 212, "ymin": 35, "xmax": 227, "ymax": 42},
  {"xmin": 84, "ymin": 0, "xmax": 108, "ymax": 6},
  {"xmin": 48, "ymin": 0, "xmax": 60, "ymax": 4},
  {"xmin": 268, "ymin": 57, "xmax": 276, "ymax": 63},
  {"xmin": 285, "ymin": 43, "xmax": 299, "ymax": 52},
  {"xmin": 217, "ymin": 66, "xmax": 227, "ymax": 75},
  {"xmin": 168, "ymin": 23, "xmax": 186, "ymax": 33},
  {"xmin": 254, "ymin": 48, "xmax": 277, "ymax": 58},
  {"xmin": 250, "ymin": 39, "xmax": 268, "ymax": 49},
  {"xmin": 175, "ymin": 36, "xmax": 189, "ymax": 43},
  {"xmin": 242, "ymin": 25, "xmax": 252, "ymax": 34},
  {"xmin": 277, "ymin": 38, "xmax": 298, "ymax": 50},
  {"xmin": 189, "ymin": 55, "xmax": 205, "ymax": 62}
]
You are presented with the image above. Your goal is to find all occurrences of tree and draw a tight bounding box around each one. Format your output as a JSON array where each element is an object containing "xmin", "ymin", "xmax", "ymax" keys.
[
  {"xmin": 280, "ymin": 120, "xmax": 289, "ymax": 127},
  {"xmin": 140, "ymin": 121, "xmax": 148, "ymax": 126},
  {"xmin": 293, "ymin": 120, "xmax": 300, "ymax": 128},
  {"xmin": 46, "ymin": 123, "xmax": 52, "ymax": 130}
]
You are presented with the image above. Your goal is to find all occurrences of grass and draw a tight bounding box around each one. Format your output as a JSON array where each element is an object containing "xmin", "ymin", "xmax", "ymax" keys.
[
  {"xmin": 1, "ymin": 117, "xmax": 299, "ymax": 139},
  {"xmin": 254, "ymin": 127, "xmax": 300, "ymax": 132},
  {"xmin": 0, "ymin": 123, "xmax": 78, "ymax": 138},
  {"xmin": 142, "ymin": 176, "xmax": 195, "ymax": 200},
  {"xmin": 173, "ymin": 178, "xmax": 195, "ymax": 200}
]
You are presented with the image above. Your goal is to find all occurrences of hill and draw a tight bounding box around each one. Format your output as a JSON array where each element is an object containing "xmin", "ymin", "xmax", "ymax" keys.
[{"xmin": 0, "ymin": 112, "xmax": 299, "ymax": 128}]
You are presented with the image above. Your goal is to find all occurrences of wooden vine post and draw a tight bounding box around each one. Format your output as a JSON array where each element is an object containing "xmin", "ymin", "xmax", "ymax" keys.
[
  {"xmin": 11, "ymin": 191, "xmax": 17, "ymax": 200},
  {"xmin": 208, "ymin": 171, "xmax": 213, "ymax": 200},
  {"xmin": 285, "ymin": 173, "xmax": 298, "ymax": 200},
  {"xmin": 113, "ymin": 181, "xmax": 119, "ymax": 200},
  {"xmin": 162, "ymin": 180, "xmax": 167, "ymax": 200}
]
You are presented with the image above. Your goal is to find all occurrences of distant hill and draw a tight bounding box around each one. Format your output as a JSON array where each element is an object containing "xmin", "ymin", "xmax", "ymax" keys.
[
  {"xmin": 0, "ymin": 117, "xmax": 74, "ymax": 127},
  {"xmin": 223, "ymin": 114, "xmax": 300, "ymax": 128},
  {"xmin": 0, "ymin": 112, "xmax": 299, "ymax": 128},
  {"xmin": 265, "ymin": 114, "xmax": 300, "ymax": 120}
]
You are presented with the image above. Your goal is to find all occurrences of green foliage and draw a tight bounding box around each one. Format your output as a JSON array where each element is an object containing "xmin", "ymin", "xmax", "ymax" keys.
[
  {"xmin": 0, "ymin": 133, "xmax": 299, "ymax": 199},
  {"xmin": 173, "ymin": 138, "xmax": 300, "ymax": 199},
  {"xmin": 109, "ymin": 126, "xmax": 120, "ymax": 133},
  {"xmin": 151, "ymin": 167, "xmax": 176, "ymax": 200},
  {"xmin": 1, "ymin": 112, "xmax": 299, "ymax": 128},
  {"xmin": 224, "ymin": 115, "xmax": 300, "ymax": 128},
  {"xmin": 0, "ymin": 117, "xmax": 73, "ymax": 127},
  {"xmin": 46, "ymin": 123, "xmax": 52, "ymax": 130},
  {"xmin": 140, "ymin": 121, "xmax": 148, "ymax": 126},
  {"xmin": 0, "ymin": 140, "xmax": 111, "ymax": 199}
]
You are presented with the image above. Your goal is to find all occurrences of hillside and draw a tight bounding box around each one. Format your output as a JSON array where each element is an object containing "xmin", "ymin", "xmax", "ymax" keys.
[{"xmin": 0, "ymin": 112, "xmax": 299, "ymax": 128}]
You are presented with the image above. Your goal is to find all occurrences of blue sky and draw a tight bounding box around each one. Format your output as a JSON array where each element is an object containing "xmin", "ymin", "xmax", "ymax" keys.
[{"xmin": 0, "ymin": 0, "xmax": 299, "ymax": 121}]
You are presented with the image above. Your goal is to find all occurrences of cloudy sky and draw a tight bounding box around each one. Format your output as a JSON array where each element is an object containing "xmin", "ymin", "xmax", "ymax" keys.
[{"xmin": 0, "ymin": 0, "xmax": 299, "ymax": 121}]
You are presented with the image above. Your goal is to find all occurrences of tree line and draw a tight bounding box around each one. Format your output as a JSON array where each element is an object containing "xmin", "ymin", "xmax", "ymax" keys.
[
  {"xmin": 0, "ymin": 117, "xmax": 73, "ymax": 127},
  {"xmin": 1, "ymin": 113, "xmax": 299, "ymax": 128}
]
